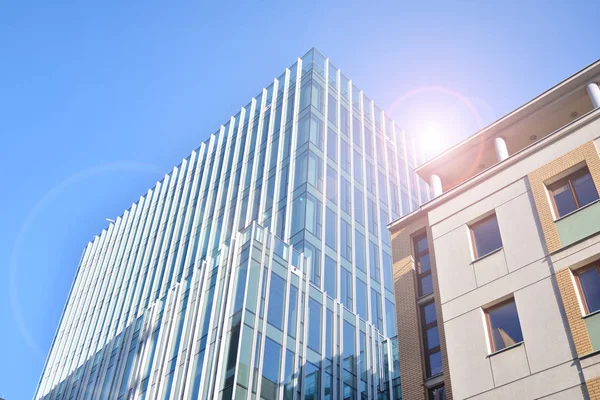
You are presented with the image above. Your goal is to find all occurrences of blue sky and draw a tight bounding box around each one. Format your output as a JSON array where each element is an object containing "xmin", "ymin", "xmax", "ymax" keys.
[{"xmin": 1, "ymin": 1, "xmax": 598, "ymax": 398}]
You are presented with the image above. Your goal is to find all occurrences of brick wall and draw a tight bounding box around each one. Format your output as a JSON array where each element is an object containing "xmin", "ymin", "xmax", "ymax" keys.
[
  {"xmin": 587, "ymin": 376, "xmax": 600, "ymax": 399},
  {"xmin": 427, "ymin": 225, "xmax": 453, "ymax": 400},
  {"xmin": 391, "ymin": 216, "xmax": 453, "ymax": 400},
  {"xmin": 528, "ymin": 141, "xmax": 600, "ymax": 253},
  {"xmin": 555, "ymin": 268, "xmax": 593, "ymax": 356}
]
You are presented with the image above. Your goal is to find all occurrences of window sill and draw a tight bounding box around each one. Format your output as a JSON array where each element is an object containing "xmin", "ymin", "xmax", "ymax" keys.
[
  {"xmin": 486, "ymin": 341, "xmax": 523, "ymax": 358},
  {"xmin": 580, "ymin": 348, "xmax": 600, "ymax": 361},
  {"xmin": 582, "ymin": 308, "xmax": 600, "ymax": 320},
  {"xmin": 425, "ymin": 372, "xmax": 444, "ymax": 382},
  {"xmin": 471, "ymin": 247, "xmax": 503, "ymax": 264},
  {"xmin": 554, "ymin": 199, "xmax": 600, "ymax": 222}
]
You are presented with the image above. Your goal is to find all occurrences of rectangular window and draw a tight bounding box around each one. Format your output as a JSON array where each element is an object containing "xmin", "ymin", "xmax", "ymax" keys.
[
  {"xmin": 354, "ymin": 187, "xmax": 364, "ymax": 226},
  {"xmin": 414, "ymin": 233, "xmax": 433, "ymax": 297},
  {"xmin": 304, "ymin": 242, "xmax": 321, "ymax": 287},
  {"xmin": 340, "ymin": 139, "xmax": 351, "ymax": 173},
  {"xmin": 420, "ymin": 301, "xmax": 442, "ymax": 377},
  {"xmin": 267, "ymin": 273, "xmax": 286, "ymax": 330},
  {"xmin": 261, "ymin": 338, "xmax": 282, "ymax": 399},
  {"xmin": 353, "ymin": 149, "xmax": 363, "ymax": 185},
  {"xmin": 340, "ymin": 105, "xmax": 350, "ymax": 136},
  {"xmin": 325, "ymin": 207, "xmax": 337, "ymax": 250},
  {"xmin": 356, "ymin": 279, "xmax": 368, "ymax": 320},
  {"xmin": 428, "ymin": 385, "xmax": 446, "ymax": 400},
  {"xmin": 385, "ymin": 299, "xmax": 397, "ymax": 338},
  {"xmin": 371, "ymin": 289, "xmax": 383, "ymax": 331},
  {"xmin": 470, "ymin": 214, "xmax": 503, "ymax": 258},
  {"xmin": 576, "ymin": 264, "xmax": 600, "ymax": 314},
  {"xmin": 364, "ymin": 127, "xmax": 374, "ymax": 157},
  {"xmin": 369, "ymin": 241, "xmax": 380, "ymax": 283},
  {"xmin": 305, "ymin": 194, "xmax": 322, "ymax": 239},
  {"xmin": 368, "ymin": 199, "xmax": 378, "ymax": 236},
  {"xmin": 549, "ymin": 167, "xmax": 599, "ymax": 218},
  {"xmin": 324, "ymin": 256, "xmax": 337, "ymax": 297},
  {"xmin": 485, "ymin": 298, "xmax": 523, "ymax": 352},
  {"xmin": 378, "ymin": 172, "xmax": 388, "ymax": 204},
  {"xmin": 341, "ymin": 268, "xmax": 353, "ymax": 309},
  {"xmin": 307, "ymin": 152, "xmax": 323, "ymax": 192},
  {"xmin": 308, "ymin": 298, "xmax": 322, "ymax": 352},
  {"xmin": 341, "ymin": 176, "xmax": 352, "ymax": 214},
  {"xmin": 327, "ymin": 128, "xmax": 337, "ymax": 162},
  {"xmin": 287, "ymin": 284, "xmax": 298, "ymax": 338},
  {"xmin": 353, "ymin": 117, "xmax": 362, "ymax": 149},
  {"xmin": 326, "ymin": 165, "xmax": 337, "ymax": 204},
  {"xmin": 328, "ymin": 94, "xmax": 337, "ymax": 126},
  {"xmin": 355, "ymin": 230, "xmax": 366, "ymax": 272},
  {"xmin": 366, "ymin": 162, "xmax": 376, "ymax": 193},
  {"xmin": 341, "ymin": 220, "xmax": 352, "ymax": 262}
]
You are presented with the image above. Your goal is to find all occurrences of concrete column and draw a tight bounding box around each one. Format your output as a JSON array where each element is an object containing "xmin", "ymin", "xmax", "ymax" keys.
[
  {"xmin": 494, "ymin": 137, "xmax": 509, "ymax": 162},
  {"xmin": 587, "ymin": 82, "xmax": 600, "ymax": 109},
  {"xmin": 430, "ymin": 174, "xmax": 442, "ymax": 198}
]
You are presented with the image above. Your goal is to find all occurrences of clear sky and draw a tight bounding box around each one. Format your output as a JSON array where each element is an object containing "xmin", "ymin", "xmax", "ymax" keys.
[{"xmin": 1, "ymin": 1, "xmax": 598, "ymax": 398}]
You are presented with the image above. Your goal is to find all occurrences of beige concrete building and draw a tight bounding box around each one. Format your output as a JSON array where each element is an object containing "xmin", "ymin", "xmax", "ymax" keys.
[{"xmin": 389, "ymin": 60, "xmax": 600, "ymax": 399}]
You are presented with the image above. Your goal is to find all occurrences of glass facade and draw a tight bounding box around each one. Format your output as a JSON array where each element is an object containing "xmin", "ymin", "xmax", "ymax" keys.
[{"xmin": 35, "ymin": 48, "xmax": 426, "ymax": 400}]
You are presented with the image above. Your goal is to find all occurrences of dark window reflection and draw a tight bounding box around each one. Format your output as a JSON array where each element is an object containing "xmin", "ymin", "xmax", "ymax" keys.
[
  {"xmin": 578, "ymin": 267, "xmax": 600, "ymax": 314},
  {"xmin": 471, "ymin": 215, "xmax": 503, "ymax": 258},
  {"xmin": 487, "ymin": 299, "xmax": 523, "ymax": 351},
  {"xmin": 550, "ymin": 167, "xmax": 599, "ymax": 218}
]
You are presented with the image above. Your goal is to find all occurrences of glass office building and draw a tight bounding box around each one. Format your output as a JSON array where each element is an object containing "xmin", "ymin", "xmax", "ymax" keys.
[{"xmin": 35, "ymin": 48, "xmax": 429, "ymax": 400}]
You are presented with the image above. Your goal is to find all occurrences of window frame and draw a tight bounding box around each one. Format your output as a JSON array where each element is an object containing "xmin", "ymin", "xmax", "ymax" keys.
[
  {"xmin": 574, "ymin": 263, "xmax": 600, "ymax": 315},
  {"xmin": 428, "ymin": 384, "xmax": 446, "ymax": 400},
  {"xmin": 548, "ymin": 166, "xmax": 598, "ymax": 218},
  {"xmin": 413, "ymin": 232, "xmax": 433, "ymax": 298},
  {"xmin": 420, "ymin": 300, "xmax": 441, "ymax": 378},
  {"xmin": 469, "ymin": 213, "xmax": 502, "ymax": 259},
  {"xmin": 484, "ymin": 297, "xmax": 523, "ymax": 353}
]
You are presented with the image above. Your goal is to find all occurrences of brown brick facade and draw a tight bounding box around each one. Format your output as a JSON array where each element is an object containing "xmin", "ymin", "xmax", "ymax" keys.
[
  {"xmin": 528, "ymin": 141, "xmax": 600, "ymax": 253},
  {"xmin": 587, "ymin": 376, "xmax": 600, "ymax": 400},
  {"xmin": 555, "ymin": 268, "xmax": 593, "ymax": 356},
  {"xmin": 427, "ymin": 224, "xmax": 453, "ymax": 400},
  {"xmin": 391, "ymin": 216, "xmax": 452, "ymax": 400}
]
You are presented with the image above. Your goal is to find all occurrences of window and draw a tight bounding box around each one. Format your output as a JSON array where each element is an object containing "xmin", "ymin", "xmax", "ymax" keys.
[
  {"xmin": 340, "ymin": 105, "xmax": 350, "ymax": 136},
  {"xmin": 325, "ymin": 208, "xmax": 336, "ymax": 250},
  {"xmin": 261, "ymin": 338, "xmax": 282, "ymax": 399},
  {"xmin": 267, "ymin": 273, "xmax": 286, "ymax": 330},
  {"xmin": 328, "ymin": 94, "xmax": 337, "ymax": 125},
  {"xmin": 414, "ymin": 233, "xmax": 433, "ymax": 297},
  {"xmin": 327, "ymin": 128, "xmax": 337, "ymax": 162},
  {"xmin": 354, "ymin": 187, "xmax": 364, "ymax": 225},
  {"xmin": 353, "ymin": 150, "xmax": 363, "ymax": 187},
  {"xmin": 340, "ymin": 139, "xmax": 351, "ymax": 173},
  {"xmin": 356, "ymin": 279, "xmax": 368, "ymax": 319},
  {"xmin": 353, "ymin": 117, "xmax": 362, "ymax": 148},
  {"xmin": 369, "ymin": 241, "xmax": 380, "ymax": 283},
  {"xmin": 341, "ymin": 220, "xmax": 352, "ymax": 262},
  {"xmin": 575, "ymin": 264, "xmax": 600, "ymax": 314},
  {"xmin": 549, "ymin": 167, "xmax": 599, "ymax": 218},
  {"xmin": 428, "ymin": 385, "xmax": 446, "ymax": 400},
  {"xmin": 368, "ymin": 199, "xmax": 378, "ymax": 236},
  {"xmin": 324, "ymin": 256, "xmax": 337, "ymax": 297},
  {"xmin": 354, "ymin": 230, "xmax": 366, "ymax": 272},
  {"xmin": 470, "ymin": 214, "xmax": 503, "ymax": 259},
  {"xmin": 341, "ymin": 176, "xmax": 351, "ymax": 214},
  {"xmin": 420, "ymin": 301, "xmax": 442, "ymax": 377},
  {"xmin": 287, "ymin": 284, "xmax": 298, "ymax": 338},
  {"xmin": 326, "ymin": 166, "xmax": 337, "ymax": 204},
  {"xmin": 485, "ymin": 298, "xmax": 523, "ymax": 352},
  {"xmin": 308, "ymin": 298, "xmax": 322, "ymax": 352},
  {"xmin": 341, "ymin": 268, "xmax": 353, "ymax": 309},
  {"xmin": 371, "ymin": 289, "xmax": 383, "ymax": 331}
]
